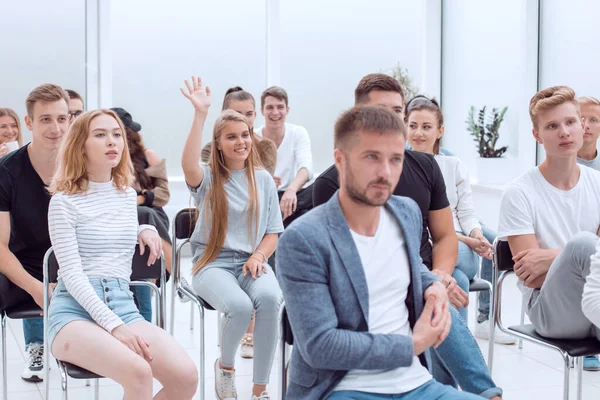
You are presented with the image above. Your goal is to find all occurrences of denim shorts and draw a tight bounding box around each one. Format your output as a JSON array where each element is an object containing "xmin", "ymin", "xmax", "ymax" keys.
[{"xmin": 47, "ymin": 277, "xmax": 144, "ymax": 354}]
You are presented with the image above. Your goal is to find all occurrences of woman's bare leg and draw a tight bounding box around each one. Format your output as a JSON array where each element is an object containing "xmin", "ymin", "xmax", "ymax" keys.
[
  {"xmin": 52, "ymin": 321, "xmax": 154, "ymax": 400},
  {"xmin": 127, "ymin": 320, "xmax": 198, "ymax": 399}
]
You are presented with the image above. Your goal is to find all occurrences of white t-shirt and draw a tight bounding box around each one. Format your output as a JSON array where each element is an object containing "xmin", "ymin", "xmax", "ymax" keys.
[
  {"xmin": 434, "ymin": 154, "xmax": 481, "ymax": 235},
  {"xmin": 333, "ymin": 208, "xmax": 432, "ymax": 394},
  {"xmin": 498, "ymin": 165, "xmax": 600, "ymax": 300},
  {"xmin": 256, "ymin": 123, "xmax": 314, "ymax": 191}
]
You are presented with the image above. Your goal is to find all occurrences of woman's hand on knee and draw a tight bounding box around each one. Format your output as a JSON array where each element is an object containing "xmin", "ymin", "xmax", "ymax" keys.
[
  {"xmin": 111, "ymin": 324, "xmax": 153, "ymax": 361},
  {"xmin": 243, "ymin": 256, "xmax": 267, "ymax": 280}
]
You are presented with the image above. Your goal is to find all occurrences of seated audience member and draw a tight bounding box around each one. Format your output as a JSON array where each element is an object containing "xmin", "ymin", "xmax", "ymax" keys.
[
  {"xmin": 0, "ymin": 84, "xmax": 70, "ymax": 382},
  {"xmin": 256, "ymin": 86, "xmax": 314, "ymax": 226},
  {"xmin": 181, "ymin": 77, "xmax": 283, "ymax": 400},
  {"xmin": 110, "ymin": 107, "xmax": 172, "ymax": 323},
  {"xmin": 47, "ymin": 109, "xmax": 198, "ymax": 400},
  {"xmin": 200, "ymin": 86, "xmax": 278, "ymax": 359},
  {"xmin": 0, "ymin": 107, "xmax": 23, "ymax": 157},
  {"xmin": 277, "ymin": 105, "xmax": 500, "ymax": 400},
  {"xmin": 404, "ymin": 96, "xmax": 515, "ymax": 344},
  {"xmin": 65, "ymin": 89, "xmax": 85, "ymax": 120},
  {"xmin": 311, "ymin": 73, "xmax": 497, "ymax": 392},
  {"xmin": 575, "ymin": 96, "xmax": 600, "ymax": 370},
  {"xmin": 499, "ymin": 86, "xmax": 600, "ymax": 346}
]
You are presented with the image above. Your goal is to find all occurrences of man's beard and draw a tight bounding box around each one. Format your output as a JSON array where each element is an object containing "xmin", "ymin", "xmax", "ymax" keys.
[{"xmin": 343, "ymin": 164, "xmax": 392, "ymax": 207}]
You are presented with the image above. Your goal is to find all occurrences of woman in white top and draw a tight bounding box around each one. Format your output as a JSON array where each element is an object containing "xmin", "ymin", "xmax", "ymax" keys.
[
  {"xmin": 404, "ymin": 96, "xmax": 494, "ymax": 323},
  {"xmin": 47, "ymin": 109, "xmax": 198, "ymax": 400}
]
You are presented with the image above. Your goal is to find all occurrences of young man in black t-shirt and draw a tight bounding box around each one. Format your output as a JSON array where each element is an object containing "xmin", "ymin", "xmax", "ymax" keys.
[
  {"xmin": 311, "ymin": 74, "xmax": 496, "ymax": 392},
  {"xmin": 0, "ymin": 84, "xmax": 70, "ymax": 382}
]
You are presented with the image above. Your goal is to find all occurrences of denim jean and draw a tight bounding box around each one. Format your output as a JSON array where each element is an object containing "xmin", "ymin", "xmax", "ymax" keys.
[
  {"xmin": 23, "ymin": 318, "xmax": 44, "ymax": 347},
  {"xmin": 430, "ymin": 306, "xmax": 502, "ymax": 399},
  {"xmin": 192, "ymin": 250, "xmax": 282, "ymax": 385},
  {"xmin": 327, "ymin": 379, "xmax": 484, "ymax": 399},
  {"xmin": 131, "ymin": 285, "xmax": 153, "ymax": 323},
  {"xmin": 452, "ymin": 232, "xmax": 480, "ymax": 322},
  {"xmin": 477, "ymin": 226, "xmax": 496, "ymax": 323}
]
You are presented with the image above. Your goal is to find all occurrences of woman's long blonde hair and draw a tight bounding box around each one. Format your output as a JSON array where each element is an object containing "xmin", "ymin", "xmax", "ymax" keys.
[
  {"xmin": 49, "ymin": 109, "xmax": 133, "ymax": 195},
  {"xmin": 0, "ymin": 108, "xmax": 23, "ymax": 147},
  {"xmin": 192, "ymin": 110, "xmax": 261, "ymax": 274}
]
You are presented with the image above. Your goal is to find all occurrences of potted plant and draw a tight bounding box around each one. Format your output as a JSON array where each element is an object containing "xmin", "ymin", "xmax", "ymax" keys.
[
  {"xmin": 385, "ymin": 62, "xmax": 420, "ymax": 101},
  {"xmin": 466, "ymin": 105, "xmax": 509, "ymax": 184}
]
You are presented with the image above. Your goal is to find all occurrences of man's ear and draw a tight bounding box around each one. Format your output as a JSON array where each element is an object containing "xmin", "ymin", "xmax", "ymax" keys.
[
  {"xmin": 532, "ymin": 128, "xmax": 542, "ymax": 144},
  {"xmin": 333, "ymin": 148, "xmax": 344, "ymax": 168},
  {"xmin": 24, "ymin": 115, "xmax": 33, "ymax": 131}
]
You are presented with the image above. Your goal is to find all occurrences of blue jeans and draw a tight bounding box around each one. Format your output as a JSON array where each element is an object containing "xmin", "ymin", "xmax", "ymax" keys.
[
  {"xmin": 477, "ymin": 226, "xmax": 496, "ymax": 322},
  {"xmin": 430, "ymin": 307, "xmax": 502, "ymax": 398},
  {"xmin": 23, "ymin": 318, "xmax": 44, "ymax": 347},
  {"xmin": 452, "ymin": 232, "xmax": 479, "ymax": 322},
  {"xmin": 131, "ymin": 285, "xmax": 153, "ymax": 323},
  {"xmin": 327, "ymin": 380, "xmax": 484, "ymax": 399}
]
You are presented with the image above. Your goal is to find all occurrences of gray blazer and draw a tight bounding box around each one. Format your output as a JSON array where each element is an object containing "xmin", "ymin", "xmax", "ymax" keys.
[{"xmin": 276, "ymin": 192, "xmax": 439, "ymax": 399}]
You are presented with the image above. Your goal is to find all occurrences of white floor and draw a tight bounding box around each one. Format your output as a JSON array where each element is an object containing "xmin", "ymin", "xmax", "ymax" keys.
[{"xmin": 3, "ymin": 260, "xmax": 600, "ymax": 399}]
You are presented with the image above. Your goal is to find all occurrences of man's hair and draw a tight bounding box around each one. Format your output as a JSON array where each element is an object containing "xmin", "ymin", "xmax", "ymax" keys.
[
  {"xmin": 354, "ymin": 73, "xmax": 405, "ymax": 105},
  {"xmin": 578, "ymin": 96, "xmax": 600, "ymax": 107},
  {"xmin": 334, "ymin": 105, "xmax": 406, "ymax": 150},
  {"xmin": 529, "ymin": 86, "xmax": 579, "ymax": 129},
  {"xmin": 65, "ymin": 89, "xmax": 84, "ymax": 103},
  {"xmin": 25, "ymin": 83, "xmax": 69, "ymax": 118},
  {"xmin": 261, "ymin": 86, "xmax": 288, "ymax": 108}
]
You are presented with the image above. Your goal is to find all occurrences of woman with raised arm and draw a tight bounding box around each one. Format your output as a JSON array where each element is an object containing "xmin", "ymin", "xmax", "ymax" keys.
[
  {"xmin": 181, "ymin": 76, "xmax": 283, "ymax": 400},
  {"xmin": 47, "ymin": 109, "xmax": 198, "ymax": 400}
]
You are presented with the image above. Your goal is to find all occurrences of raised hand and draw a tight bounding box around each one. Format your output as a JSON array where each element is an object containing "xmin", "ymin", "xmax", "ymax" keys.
[{"xmin": 180, "ymin": 76, "xmax": 211, "ymax": 114}]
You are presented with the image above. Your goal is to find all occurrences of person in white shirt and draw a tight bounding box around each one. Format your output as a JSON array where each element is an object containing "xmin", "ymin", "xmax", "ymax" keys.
[
  {"xmin": 404, "ymin": 96, "xmax": 516, "ymax": 343},
  {"xmin": 47, "ymin": 109, "xmax": 198, "ymax": 400},
  {"xmin": 498, "ymin": 86, "xmax": 600, "ymax": 343},
  {"xmin": 577, "ymin": 96, "xmax": 600, "ymax": 171},
  {"xmin": 256, "ymin": 86, "xmax": 314, "ymax": 225}
]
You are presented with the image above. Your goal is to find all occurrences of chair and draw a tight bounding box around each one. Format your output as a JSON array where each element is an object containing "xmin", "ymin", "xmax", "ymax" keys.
[
  {"xmin": 0, "ymin": 275, "xmax": 44, "ymax": 400},
  {"xmin": 488, "ymin": 239, "xmax": 600, "ymax": 400},
  {"xmin": 169, "ymin": 207, "xmax": 218, "ymax": 400},
  {"xmin": 42, "ymin": 246, "xmax": 167, "ymax": 399},
  {"xmin": 279, "ymin": 305, "xmax": 293, "ymax": 400}
]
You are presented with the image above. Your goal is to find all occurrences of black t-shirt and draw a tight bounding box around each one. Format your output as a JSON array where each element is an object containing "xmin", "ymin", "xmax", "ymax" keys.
[
  {"xmin": 312, "ymin": 150, "xmax": 449, "ymax": 269},
  {"xmin": 0, "ymin": 145, "xmax": 51, "ymax": 280}
]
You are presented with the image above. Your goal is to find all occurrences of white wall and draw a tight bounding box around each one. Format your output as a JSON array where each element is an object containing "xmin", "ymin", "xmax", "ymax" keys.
[
  {"xmin": 441, "ymin": 0, "xmax": 538, "ymax": 183},
  {"xmin": 278, "ymin": 0, "xmax": 429, "ymax": 174},
  {"xmin": 0, "ymin": 1, "xmax": 86, "ymax": 143}
]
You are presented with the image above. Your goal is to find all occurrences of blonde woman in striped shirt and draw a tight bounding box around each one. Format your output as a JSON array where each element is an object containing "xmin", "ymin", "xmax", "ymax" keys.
[{"xmin": 47, "ymin": 110, "xmax": 198, "ymax": 400}]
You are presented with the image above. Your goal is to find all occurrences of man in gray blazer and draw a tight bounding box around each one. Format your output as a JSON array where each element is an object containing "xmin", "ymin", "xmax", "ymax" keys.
[{"xmin": 277, "ymin": 106, "xmax": 501, "ymax": 399}]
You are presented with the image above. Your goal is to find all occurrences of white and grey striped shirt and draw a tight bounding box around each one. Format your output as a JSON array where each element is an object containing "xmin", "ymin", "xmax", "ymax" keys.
[{"xmin": 48, "ymin": 180, "xmax": 155, "ymax": 333}]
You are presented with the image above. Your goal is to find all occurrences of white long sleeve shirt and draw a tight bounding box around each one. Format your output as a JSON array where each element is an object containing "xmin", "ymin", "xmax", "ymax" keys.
[
  {"xmin": 257, "ymin": 123, "xmax": 314, "ymax": 190},
  {"xmin": 434, "ymin": 155, "xmax": 481, "ymax": 235},
  {"xmin": 48, "ymin": 181, "xmax": 156, "ymax": 333},
  {"xmin": 583, "ymin": 238, "xmax": 600, "ymax": 329}
]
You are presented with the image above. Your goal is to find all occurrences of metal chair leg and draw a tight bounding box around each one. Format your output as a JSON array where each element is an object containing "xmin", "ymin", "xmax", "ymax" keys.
[
  {"xmin": 1, "ymin": 315, "xmax": 6, "ymax": 400},
  {"xmin": 59, "ymin": 362, "xmax": 68, "ymax": 400},
  {"xmin": 563, "ymin": 355, "xmax": 571, "ymax": 400},
  {"xmin": 518, "ymin": 294, "xmax": 526, "ymax": 350},
  {"xmin": 280, "ymin": 324, "xmax": 287, "ymax": 400},
  {"xmin": 94, "ymin": 378, "xmax": 100, "ymax": 400},
  {"xmin": 488, "ymin": 269, "xmax": 497, "ymax": 374},
  {"xmin": 197, "ymin": 302, "xmax": 205, "ymax": 400},
  {"xmin": 577, "ymin": 356, "xmax": 583, "ymax": 400}
]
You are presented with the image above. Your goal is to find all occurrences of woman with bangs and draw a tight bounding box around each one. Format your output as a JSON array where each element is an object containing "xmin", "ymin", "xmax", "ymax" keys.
[
  {"xmin": 181, "ymin": 77, "xmax": 283, "ymax": 400},
  {"xmin": 47, "ymin": 109, "xmax": 198, "ymax": 399},
  {"xmin": 0, "ymin": 107, "xmax": 23, "ymax": 157}
]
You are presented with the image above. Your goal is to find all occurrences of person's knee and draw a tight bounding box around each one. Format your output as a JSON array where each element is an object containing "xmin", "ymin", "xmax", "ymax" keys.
[
  {"xmin": 169, "ymin": 358, "xmax": 198, "ymax": 398},
  {"xmin": 255, "ymin": 288, "xmax": 282, "ymax": 315},
  {"xmin": 226, "ymin": 296, "xmax": 254, "ymax": 322},
  {"xmin": 123, "ymin": 357, "xmax": 153, "ymax": 391},
  {"xmin": 566, "ymin": 231, "xmax": 598, "ymax": 259}
]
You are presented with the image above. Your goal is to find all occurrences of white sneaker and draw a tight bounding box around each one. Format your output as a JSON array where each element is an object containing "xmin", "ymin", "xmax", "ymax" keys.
[
  {"xmin": 22, "ymin": 343, "xmax": 44, "ymax": 382},
  {"xmin": 251, "ymin": 391, "xmax": 270, "ymax": 400},
  {"xmin": 474, "ymin": 320, "xmax": 517, "ymax": 345},
  {"xmin": 215, "ymin": 359, "xmax": 237, "ymax": 400},
  {"xmin": 240, "ymin": 334, "xmax": 254, "ymax": 359},
  {"xmin": 178, "ymin": 277, "xmax": 192, "ymax": 303}
]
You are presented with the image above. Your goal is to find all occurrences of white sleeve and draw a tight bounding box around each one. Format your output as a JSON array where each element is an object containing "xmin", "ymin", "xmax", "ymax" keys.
[
  {"xmin": 583, "ymin": 240, "xmax": 600, "ymax": 329},
  {"xmin": 454, "ymin": 159, "xmax": 481, "ymax": 235},
  {"xmin": 497, "ymin": 183, "xmax": 535, "ymax": 239},
  {"xmin": 293, "ymin": 126, "xmax": 314, "ymax": 181},
  {"xmin": 48, "ymin": 195, "xmax": 124, "ymax": 333}
]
